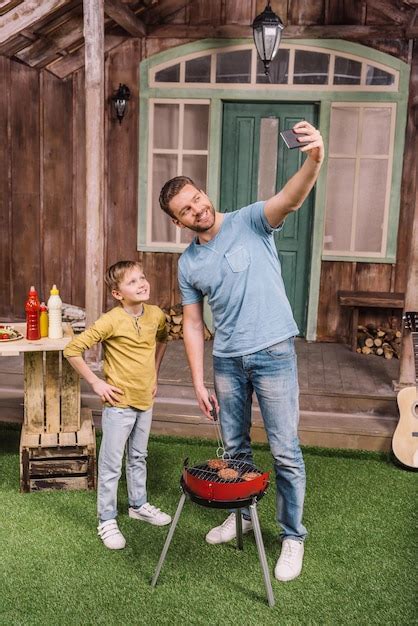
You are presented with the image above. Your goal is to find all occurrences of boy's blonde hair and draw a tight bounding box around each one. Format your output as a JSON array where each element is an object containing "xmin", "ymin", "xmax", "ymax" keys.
[{"xmin": 105, "ymin": 261, "xmax": 144, "ymax": 292}]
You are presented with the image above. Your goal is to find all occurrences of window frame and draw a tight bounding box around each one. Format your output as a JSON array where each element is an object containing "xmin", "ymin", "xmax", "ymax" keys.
[{"xmin": 323, "ymin": 101, "xmax": 397, "ymax": 259}]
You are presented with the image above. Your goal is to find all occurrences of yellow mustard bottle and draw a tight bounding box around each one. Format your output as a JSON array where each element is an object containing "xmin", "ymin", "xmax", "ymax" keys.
[{"xmin": 39, "ymin": 302, "xmax": 49, "ymax": 338}]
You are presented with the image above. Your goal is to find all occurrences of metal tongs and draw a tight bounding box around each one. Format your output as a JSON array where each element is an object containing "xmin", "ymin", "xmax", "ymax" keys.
[{"xmin": 209, "ymin": 398, "xmax": 230, "ymax": 460}]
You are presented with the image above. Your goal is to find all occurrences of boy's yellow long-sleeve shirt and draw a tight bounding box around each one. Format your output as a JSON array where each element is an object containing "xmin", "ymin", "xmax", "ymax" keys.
[{"xmin": 63, "ymin": 305, "xmax": 168, "ymax": 410}]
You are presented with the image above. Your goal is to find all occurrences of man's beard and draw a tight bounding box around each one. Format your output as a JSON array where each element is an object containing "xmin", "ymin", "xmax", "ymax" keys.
[{"xmin": 187, "ymin": 203, "xmax": 216, "ymax": 233}]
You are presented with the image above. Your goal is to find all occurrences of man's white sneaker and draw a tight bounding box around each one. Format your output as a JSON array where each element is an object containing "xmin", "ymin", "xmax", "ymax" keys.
[
  {"xmin": 205, "ymin": 513, "xmax": 253, "ymax": 545},
  {"xmin": 274, "ymin": 538, "xmax": 304, "ymax": 581},
  {"xmin": 97, "ymin": 519, "xmax": 126, "ymax": 550},
  {"xmin": 128, "ymin": 502, "xmax": 171, "ymax": 526}
]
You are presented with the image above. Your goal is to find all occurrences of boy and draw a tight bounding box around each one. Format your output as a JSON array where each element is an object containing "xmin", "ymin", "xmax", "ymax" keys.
[{"xmin": 64, "ymin": 260, "xmax": 171, "ymax": 550}]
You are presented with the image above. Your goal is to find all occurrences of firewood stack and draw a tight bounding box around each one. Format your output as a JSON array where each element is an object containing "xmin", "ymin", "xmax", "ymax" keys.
[
  {"xmin": 163, "ymin": 304, "xmax": 213, "ymax": 341},
  {"xmin": 356, "ymin": 323, "xmax": 401, "ymax": 359}
]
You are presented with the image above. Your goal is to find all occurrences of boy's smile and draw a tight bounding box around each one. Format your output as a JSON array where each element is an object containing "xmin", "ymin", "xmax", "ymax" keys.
[{"xmin": 112, "ymin": 267, "xmax": 150, "ymax": 313}]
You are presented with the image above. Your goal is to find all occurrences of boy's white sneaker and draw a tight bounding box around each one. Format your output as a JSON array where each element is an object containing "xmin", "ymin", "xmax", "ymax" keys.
[
  {"xmin": 128, "ymin": 502, "xmax": 171, "ymax": 526},
  {"xmin": 205, "ymin": 513, "xmax": 253, "ymax": 544},
  {"xmin": 97, "ymin": 519, "xmax": 126, "ymax": 550},
  {"xmin": 274, "ymin": 538, "xmax": 304, "ymax": 581}
]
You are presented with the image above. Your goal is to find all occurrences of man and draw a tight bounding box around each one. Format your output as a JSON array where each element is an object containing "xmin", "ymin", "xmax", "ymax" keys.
[{"xmin": 159, "ymin": 120, "xmax": 324, "ymax": 582}]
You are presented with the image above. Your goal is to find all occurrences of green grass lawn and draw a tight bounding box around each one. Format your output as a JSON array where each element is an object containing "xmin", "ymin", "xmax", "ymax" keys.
[{"xmin": 0, "ymin": 425, "xmax": 416, "ymax": 626}]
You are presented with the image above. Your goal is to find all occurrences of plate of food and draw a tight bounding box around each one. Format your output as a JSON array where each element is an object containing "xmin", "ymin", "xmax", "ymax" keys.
[{"xmin": 0, "ymin": 325, "xmax": 24, "ymax": 342}]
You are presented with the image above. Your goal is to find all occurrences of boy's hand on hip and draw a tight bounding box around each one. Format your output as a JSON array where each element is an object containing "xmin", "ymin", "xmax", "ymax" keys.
[{"xmin": 91, "ymin": 379, "xmax": 123, "ymax": 405}]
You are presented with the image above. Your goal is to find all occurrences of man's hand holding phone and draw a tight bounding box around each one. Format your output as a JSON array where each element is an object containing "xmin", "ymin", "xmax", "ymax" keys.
[{"xmin": 280, "ymin": 121, "xmax": 324, "ymax": 164}]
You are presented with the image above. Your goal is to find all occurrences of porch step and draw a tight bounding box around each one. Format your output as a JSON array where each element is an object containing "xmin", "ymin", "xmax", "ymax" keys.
[
  {"xmin": 156, "ymin": 380, "xmax": 398, "ymax": 417},
  {"xmin": 0, "ymin": 384, "xmax": 398, "ymax": 453}
]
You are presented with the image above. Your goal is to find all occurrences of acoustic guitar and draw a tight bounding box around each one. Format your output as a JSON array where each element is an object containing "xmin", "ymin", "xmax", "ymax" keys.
[{"xmin": 392, "ymin": 311, "xmax": 418, "ymax": 469}]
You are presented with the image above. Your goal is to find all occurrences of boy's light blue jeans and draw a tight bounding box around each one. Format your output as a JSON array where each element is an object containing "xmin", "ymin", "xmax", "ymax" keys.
[
  {"xmin": 98, "ymin": 405, "xmax": 152, "ymax": 522},
  {"xmin": 213, "ymin": 337, "xmax": 307, "ymax": 541}
]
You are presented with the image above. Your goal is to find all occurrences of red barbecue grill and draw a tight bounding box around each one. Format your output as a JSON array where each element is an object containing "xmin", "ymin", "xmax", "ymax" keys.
[{"xmin": 151, "ymin": 405, "xmax": 275, "ymax": 608}]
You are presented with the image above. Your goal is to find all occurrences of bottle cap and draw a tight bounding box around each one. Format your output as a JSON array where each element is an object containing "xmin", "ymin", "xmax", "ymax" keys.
[
  {"xmin": 29, "ymin": 285, "xmax": 36, "ymax": 293},
  {"xmin": 40, "ymin": 302, "xmax": 47, "ymax": 311},
  {"xmin": 50, "ymin": 284, "xmax": 59, "ymax": 295}
]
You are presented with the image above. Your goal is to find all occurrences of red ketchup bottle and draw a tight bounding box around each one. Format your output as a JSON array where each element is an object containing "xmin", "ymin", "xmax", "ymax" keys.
[{"xmin": 25, "ymin": 286, "xmax": 41, "ymax": 340}]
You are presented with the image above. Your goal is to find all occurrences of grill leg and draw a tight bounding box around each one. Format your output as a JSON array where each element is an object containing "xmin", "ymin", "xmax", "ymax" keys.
[
  {"xmin": 235, "ymin": 510, "xmax": 243, "ymax": 550},
  {"xmin": 249, "ymin": 501, "xmax": 275, "ymax": 608},
  {"xmin": 151, "ymin": 492, "xmax": 186, "ymax": 588}
]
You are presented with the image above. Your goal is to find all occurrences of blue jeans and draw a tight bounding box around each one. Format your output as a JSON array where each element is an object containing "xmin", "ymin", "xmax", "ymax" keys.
[
  {"xmin": 98, "ymin": 405, "xmax": 152, "ymax": 521},
  {"xmin": 213, "ymin": 337, "xmax": 307, "ymax": 541}
]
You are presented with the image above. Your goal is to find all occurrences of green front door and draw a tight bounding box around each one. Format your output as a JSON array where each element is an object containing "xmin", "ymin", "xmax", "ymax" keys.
[{"xmin": 220, "ymin": 102, "xmax": 317, "ymax": 336}]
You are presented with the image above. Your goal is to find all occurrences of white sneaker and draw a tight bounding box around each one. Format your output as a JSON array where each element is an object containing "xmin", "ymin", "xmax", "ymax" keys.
[
  {"xmin": 128, "ymin": 502, "xmax": 171, "ymax": 526},
  {"xmin": 274, "ymin": 538, "xmax": 304, "ymax": 581},
  {"xmin": 97, "ymin": 519, "xmax": 126, "ymax": 550},
  {"xmin": 205, "ymin": 513, "xmax": 253, "ymax": 545}
]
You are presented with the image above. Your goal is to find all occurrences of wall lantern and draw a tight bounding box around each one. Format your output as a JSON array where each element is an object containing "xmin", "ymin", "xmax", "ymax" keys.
[
  {"xmin": 112, "ymin": 83, "xmax": 130, "ymax": 124},
  {"xmin": 252, "ymin": 1, "xmax": 284, "ymax": 77}
]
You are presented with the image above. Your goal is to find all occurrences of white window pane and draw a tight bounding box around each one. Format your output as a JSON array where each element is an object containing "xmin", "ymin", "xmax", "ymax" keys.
[
  {"xmin": 180, "ymin": 154, "xmax": 207, "ymax": 244},
  {"xmin": 182, "ymin": 154, "xmax": 207, "ymax": 189},
  {"xmin": 329, "ymin": 107, "xmax": 359, "ymax": 155},
  {"xmin": 360, "ymin": 107, "xmax": 391, "ymax": 155},
  {"xmin": 256, "ymin": 49, "xmax": 289, "ymax": 84},
  {"xmin": 216, "ymin": 50, "xmax": 251, "ymax": 83},
  {"xmin": 294, "ymin": 50, "xmax": 329, "ymax": 84},
  {"xmin": 155, "ymin": 64, "xmax": 180, "ymax": 82},
  {"xmin": 152, "ymin": 155, "xmax": 177, "ymax": 242},
  {"xmin": 185, "ymin": 56, "xmax": 211, "ymax": 83},
  {"xmin": 355, "ymin": 159, "xmax": 388, "ymax": 253},
  {"xmin": 153, "ymin": 103, "xmax": 179, "ymax": 149},
  {"xmin": 333, "ymin": 57, "xmax": 361, "ymax": 85},
  {"xmin": 183, "ymin": 105, "xmax": 209, "ymax": 150},
  {"xmin": 366, "ymin": 65, "xmax": 395, "ymax": 86},
  {"xmin": 324, "ymin": 158, "xmax": 356, "ymax": 251},
  {"xmin": 257, "ymin": 117, "xmax": 278, "ymax": 200}
]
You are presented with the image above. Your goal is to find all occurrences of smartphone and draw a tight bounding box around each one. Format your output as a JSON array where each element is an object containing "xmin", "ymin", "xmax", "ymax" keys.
[{"xmin": 280, "ymin": 128, "xmax": 310, "ymax": 150}]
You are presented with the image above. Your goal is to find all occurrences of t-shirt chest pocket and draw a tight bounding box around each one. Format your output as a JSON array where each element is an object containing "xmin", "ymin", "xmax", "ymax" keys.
[{"xmin": 225, "ymin": 246, "xmax": 250, "ymax": 273}]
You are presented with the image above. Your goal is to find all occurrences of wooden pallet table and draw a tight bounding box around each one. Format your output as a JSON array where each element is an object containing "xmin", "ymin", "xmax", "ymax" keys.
[{"xmin": 0, "ymin": 323, "xmax": 96, "ymax": 492}]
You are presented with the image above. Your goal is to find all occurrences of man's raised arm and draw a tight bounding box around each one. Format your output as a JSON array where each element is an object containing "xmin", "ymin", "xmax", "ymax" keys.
[{"xmin": 264, "ymin": 121, "xmax": 325, "ymax": 228}]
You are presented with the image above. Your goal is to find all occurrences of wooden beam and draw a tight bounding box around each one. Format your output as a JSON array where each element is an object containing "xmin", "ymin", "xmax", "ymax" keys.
[
  {"xmin": 0, "ymin": 0, "xmax": 69, "ymax": 44},
  {"xmin": 83, "ymin": 0, "xmax": 104, "ymax": 349},
  {"xmin": 103, "ymin": 0, "xmax": 146, "ymax": 37},
  {"xmin": 143, "ymin": 0, "xmax": 193, "ymax": 24},
  {"xmin": 148, "ymin": 23, "xmax": 407, "ymax": 41},
  {"xmin": 46, "ymin": 34, "xmax": 125, "ymax": 78},
  {"xmin": 15, "ymin": 15, "xmax": 84, "ymax": 67}
]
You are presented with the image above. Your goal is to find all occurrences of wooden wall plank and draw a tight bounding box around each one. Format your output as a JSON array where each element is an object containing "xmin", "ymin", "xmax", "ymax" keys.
[
  {"xmin": 105, "ymin": 39, "xmax": 142, "ymax": 311},
  {"xmin": 41, "ymin": 71, "xmax": 73, "ymax": 304},
  {"xmin": 10, "ymin": 62, "xmax": 41, "ymax": 315},
  {"xmin": 189, "ymin": 0, "xmax": 222, "ymax": 25},
  {"xmin": 316, "ymin": 261, "xmax": 354, "ymax": 341},
  {"xmin": 224, "ymin": 0, "xmax": 253, "ymax": 24},
  {"xmin": 0, "ymin": 56, "xmax": 11, "ymax": 317},
  {"xmin": 72, "ymin": 68, "xmax": 86, "ymax": 307},
  {"xmin": 287, "ymin": 0, "xmax": 325, "ymax": 25}
]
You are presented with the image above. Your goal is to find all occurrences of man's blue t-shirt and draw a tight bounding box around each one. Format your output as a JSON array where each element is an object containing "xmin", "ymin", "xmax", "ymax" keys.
[{"xmin": 178, "ymin": 201, "xmax": 299, "ymax": 358}]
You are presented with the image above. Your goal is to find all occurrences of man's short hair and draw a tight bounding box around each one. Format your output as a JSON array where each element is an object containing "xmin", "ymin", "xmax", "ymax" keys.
[
  {"xmin": 159, "ymin": 176, "xmax": 198, "ymax": 218},
  {"xmin": 104, "ymin": 260, "xmax": 143, "ymax": 292}
]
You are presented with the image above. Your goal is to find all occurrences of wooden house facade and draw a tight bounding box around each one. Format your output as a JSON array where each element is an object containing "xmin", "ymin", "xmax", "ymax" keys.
[{"xmin": 0, "ymin": 0, "xmax": 417, "ymax": 379}]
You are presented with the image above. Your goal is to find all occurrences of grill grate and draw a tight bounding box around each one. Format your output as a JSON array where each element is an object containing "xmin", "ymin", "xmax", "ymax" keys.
[{"xmin": 187, "ymin": 454, "xmax": 262, "ymax": 484}]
